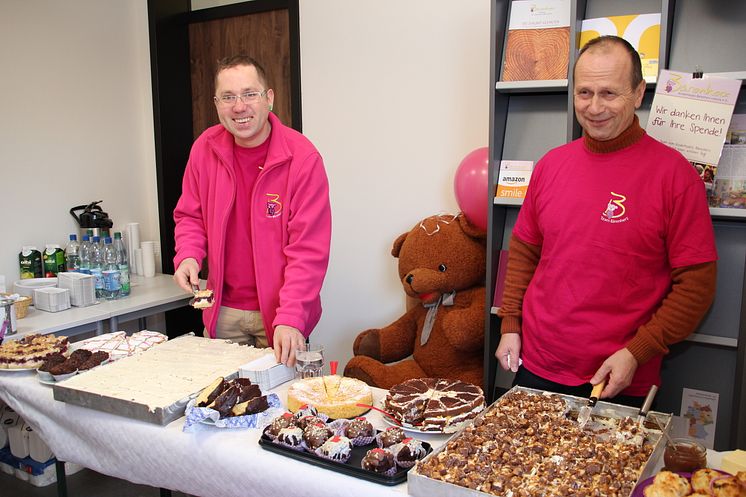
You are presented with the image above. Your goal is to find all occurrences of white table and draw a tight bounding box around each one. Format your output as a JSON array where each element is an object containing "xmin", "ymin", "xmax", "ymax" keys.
[
  {"xmin": 7, "ymin": 275, "xmax": 192, "ymax": 341},
  {"xmin": 0, "ymin": 373, "xmax": 450, "ymax": 497}
]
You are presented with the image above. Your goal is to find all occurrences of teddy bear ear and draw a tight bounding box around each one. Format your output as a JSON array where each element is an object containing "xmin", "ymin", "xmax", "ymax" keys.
[
  {"xmin": 391, "ymin": 232, "xmax": 409, "ymax": 258},
  {"xmin": 457, "ymin": 212, "xmax": 487, "ymax": 240}
]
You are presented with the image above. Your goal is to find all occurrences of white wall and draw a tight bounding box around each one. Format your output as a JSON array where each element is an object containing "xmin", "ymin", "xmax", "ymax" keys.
[
  {"xmin": 300, "ymin": 0, "xmax": 490, "ymax": 369},
  {"xmin": 0, "ymin": 0, "xmax": 491, "ymax": 368},
  {"xmin": 0, "ymin": 0, "xmax": 158, "ymax": 288}
]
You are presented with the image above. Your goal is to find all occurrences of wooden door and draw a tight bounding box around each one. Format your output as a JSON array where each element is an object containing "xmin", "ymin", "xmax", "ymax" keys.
[
  {"xmin": 189, "ymin": 10, "xmax": 294, "ymax": 139},
  {"xmin": 148, "ymin": 0, "xmax": 300, "ymax": 337}
]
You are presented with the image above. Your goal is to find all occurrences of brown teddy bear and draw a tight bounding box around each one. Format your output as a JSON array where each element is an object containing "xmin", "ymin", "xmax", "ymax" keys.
[{"xmin": 344, "ymin": 213, "xmax": 486, "ymax": 389}]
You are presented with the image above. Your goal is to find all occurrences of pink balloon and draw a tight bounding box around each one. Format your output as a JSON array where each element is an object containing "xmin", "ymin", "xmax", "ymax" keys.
[{"xmin": 454, "ymin": 147, "xmax": 489, "ymax": 231}]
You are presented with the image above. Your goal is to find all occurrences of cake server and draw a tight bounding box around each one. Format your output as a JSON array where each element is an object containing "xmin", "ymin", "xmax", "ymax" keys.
[
  {"xmin": 188, "ymin": 284, "xmax": 200, "ymax": 306},
  {"xmin": 637, "ymin": 384, "xmax": 658, "ymax": 426},
  {"xmin": 577, "ymin": 378, "xmax": 606, "ymax": 428}
]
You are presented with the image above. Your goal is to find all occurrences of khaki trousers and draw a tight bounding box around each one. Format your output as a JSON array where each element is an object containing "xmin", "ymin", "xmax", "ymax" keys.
[{"xmin": 204, "ymin": 306, "xmax": 269, "ymax": 348}]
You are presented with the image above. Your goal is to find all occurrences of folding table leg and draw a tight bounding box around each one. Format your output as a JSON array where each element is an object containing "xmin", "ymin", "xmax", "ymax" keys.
[{"xmin": 55, "ymin": 460, "xmax": 68, "ymax": 497}]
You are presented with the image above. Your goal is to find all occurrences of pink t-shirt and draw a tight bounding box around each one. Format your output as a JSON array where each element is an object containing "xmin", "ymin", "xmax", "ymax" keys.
[
  {"xmin": 513, "ymin": 134, "xmax": 717, "ymax": 396},
  {"xmin": 221, "ymin": 139, "xmax": 270, "ymax": 310}
]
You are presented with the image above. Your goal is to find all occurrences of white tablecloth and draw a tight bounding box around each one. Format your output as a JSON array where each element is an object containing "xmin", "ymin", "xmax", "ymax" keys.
[{"xmin": 0, "ymin": 372, "xmax": 450, "ymax": 497}]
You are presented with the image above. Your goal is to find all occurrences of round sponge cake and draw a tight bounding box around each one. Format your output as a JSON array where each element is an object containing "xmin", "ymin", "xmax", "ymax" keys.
[{"xmin": 287, "ymin": 375, "xmax": 372, "ymax": 419}]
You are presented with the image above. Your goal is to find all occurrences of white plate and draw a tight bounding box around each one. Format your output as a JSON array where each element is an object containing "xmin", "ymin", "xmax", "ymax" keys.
[
  {"xmin": 38, "ymin": 376, "xmax": 56, "ymax": 386},
  {"xmin": 380, "ymin": 413, "xmax": 464, "ymax": 434},
  {"xmin": 0, "ymin": 366, "xmax": 38, "ymax": 373},
  {"xmin": 36, "ymin": 369, "xmax": 53, "ymax": 382},
  {"xmin": 51, "ymin": 371, "xmax": 78, "ymax": 382}
]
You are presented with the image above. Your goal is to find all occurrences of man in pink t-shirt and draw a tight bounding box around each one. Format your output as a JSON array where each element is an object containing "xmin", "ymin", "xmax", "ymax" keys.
[{"xmin": 494, "ymin": 36, "xmax": 717, "ymax": 406}]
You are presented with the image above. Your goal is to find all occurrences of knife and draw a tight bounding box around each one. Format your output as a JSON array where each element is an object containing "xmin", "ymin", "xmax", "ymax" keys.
[
  {"xmin": 637, "ymin": 384, "xmax": 658, "ymax": 426},
  {"xmin": 577, "ymin": 379, "xmax": 606, "ymax": 428}
]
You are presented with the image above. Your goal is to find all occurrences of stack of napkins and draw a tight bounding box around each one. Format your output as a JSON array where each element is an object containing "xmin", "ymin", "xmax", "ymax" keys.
[
  {"xmin": 33, "ymin": 287, "xmax": 71, "ymax": 312},
  {"xmin": 239, "ymin": 354, "xmax": 295, "ymax": 391},
  {"xmin": 57, "ymin": 272, "xmax": 96, "ymax": 307}
]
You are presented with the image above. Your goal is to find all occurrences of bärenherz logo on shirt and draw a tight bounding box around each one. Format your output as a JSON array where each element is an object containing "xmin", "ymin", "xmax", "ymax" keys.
[
  {"xmin": 265, "ymin": 193, "xmax": 283, "ymax": 218},
  {"xmin": 601, "ymin": 192, "xmax": 629, "ymax": 224}
]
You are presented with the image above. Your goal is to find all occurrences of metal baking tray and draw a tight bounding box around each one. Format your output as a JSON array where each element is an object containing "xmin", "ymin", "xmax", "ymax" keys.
[
  {"xmin": 408, "ymin": 386, "xmax": 672, "ymax": 497},
  {"xmin": 259, "ymin": 427, "xmax": 432, "ymax": 486},
  {"xmin": 51, "ymin": 335, "xmax": 260, "ymax": 425}
]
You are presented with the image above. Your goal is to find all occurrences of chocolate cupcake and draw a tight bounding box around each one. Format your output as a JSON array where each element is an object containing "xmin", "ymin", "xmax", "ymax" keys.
[
  {"xmin": 390, "ymin": 437, "xmax": 427, "ymax": 467},
  {"xmin": 377, "ymin": 426, "xmax": 406, "ymax": 448},
  {"xmin": 296, "ymin": 414, "xmax": 324, "ymax": 430},
  {"xmin": 267, "ymin": 412, "xmax": 296, "ymax": 437},
  {"xmin": 293, "ymin": 404, "xmax": 319, "ymax": 421},
  {"xmin": 276, "ymin": 426, "xmax": 304, "ymax": 450},
  {"xmin": 303, "ymin": 422, "xmax": 332, "ymax": 451},
  {"xmin": 316, "ymin": 435, "xmax": 353, "ymax": 463},
  {"xmin": 344, "ymin": 417, "xmax": 374, "ymax": 439},
  {"xmin": 362, "ymin": 448, "xmax": 397, "ymax": 475}
]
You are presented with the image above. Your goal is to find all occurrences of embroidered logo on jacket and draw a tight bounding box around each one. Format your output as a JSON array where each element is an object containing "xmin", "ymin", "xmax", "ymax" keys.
[
  {"xmin": 601, "ymin": 192, "xmax": 629, "ymax": 224},
  {"xmin": 265, "ymin": 193, "xmax": 283, "ymax": 218}
]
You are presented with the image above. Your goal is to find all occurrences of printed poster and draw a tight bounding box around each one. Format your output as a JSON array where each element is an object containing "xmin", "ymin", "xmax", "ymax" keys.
[
  {"xmin": 496, "ymin": 160, "xmax": 534, "ymax": 199},
  {"xmin": 646, "ymin": 70, "xmax": 741, "ymax": 166},
  {"xmin": 680, "ymin": 387, "xmax": 718, "ymax": 449},
  {"xmin": 579, "ymin": 13, "xmax": 661, "ymax": 82},
  {"xmin": 710, "ymin": 114, "xmax": 746, "ymax": 208}
]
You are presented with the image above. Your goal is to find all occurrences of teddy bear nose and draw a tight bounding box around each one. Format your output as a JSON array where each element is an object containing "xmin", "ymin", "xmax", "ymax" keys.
[{"xmin": 405, "ymin": 274, "xmax": 414, "ymax": 284}]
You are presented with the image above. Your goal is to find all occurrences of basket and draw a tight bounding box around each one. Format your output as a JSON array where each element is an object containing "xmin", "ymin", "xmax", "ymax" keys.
[{"xmin": 0, "ymin": 293, "xmax": 32, "ymax": 319}]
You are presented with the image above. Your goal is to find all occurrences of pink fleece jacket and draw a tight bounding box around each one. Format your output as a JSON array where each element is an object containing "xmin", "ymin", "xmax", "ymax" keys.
[{"xmin": 173, "ymin": 113, "xmax": 332, "ymax": 344}]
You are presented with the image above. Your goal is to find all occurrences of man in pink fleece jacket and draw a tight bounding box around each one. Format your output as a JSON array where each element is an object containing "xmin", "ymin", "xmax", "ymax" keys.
[{"xmin": 173, "ymin": 55, "xmax": 331, "ymax": 367}]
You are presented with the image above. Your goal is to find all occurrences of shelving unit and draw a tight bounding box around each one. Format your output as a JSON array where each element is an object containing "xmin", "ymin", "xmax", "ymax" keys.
[{"xmin": 483, "ymin": 0, "xmax": 746, "ymax": 450}]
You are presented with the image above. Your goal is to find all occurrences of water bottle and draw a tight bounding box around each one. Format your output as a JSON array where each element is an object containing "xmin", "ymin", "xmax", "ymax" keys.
[
  {"xmin": 65, "ymin": 234, "xmax": 81, "ymax": 272},
  {"xmin": 113, "ymin": 232, "xmax": 130, "ymax": 297},
  {"xmin": 90, "ymin": 236, "xmax": 104, "ymax": 299},
  {"xmin": 102, "ymin": 237, "xmax": 121, "ymax": 300},
  {"xmin": 79, "ymin": 235, "xmax": 91, "ymax": 275}
]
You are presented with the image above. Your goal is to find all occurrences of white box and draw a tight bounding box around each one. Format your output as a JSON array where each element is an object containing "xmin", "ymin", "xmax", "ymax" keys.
[
  {"xmin": 239, "ymin": 354, "xmax": 295, "ymax": 391},
  {"xmin": 8, "ymin": 421, "xmax": 30, "ymax": 459},
  {"xmin": 33, "ymin": 287, "xmax": 71, "ymax": 313},
  {"xmin": 28, "ymin": 425, "xmax": 53, "ymax": 463},
  {"xmin": 57, "ymin": 272, "xmax": 96, "ymax": 307},
  {"xmin": 0, "ymin": 405, "xmax": 21, "ymax": 449}
]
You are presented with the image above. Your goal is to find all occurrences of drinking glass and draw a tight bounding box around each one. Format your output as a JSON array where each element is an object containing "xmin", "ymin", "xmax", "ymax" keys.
[{"xmin": 295, "ymin": 344, "xmax": 324, "ymax": 379}]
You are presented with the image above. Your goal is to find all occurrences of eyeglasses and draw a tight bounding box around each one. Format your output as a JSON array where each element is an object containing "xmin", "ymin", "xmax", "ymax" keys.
[{"xmin": 214, "ymin": 90, "xmax": 268, "ymax": 106}]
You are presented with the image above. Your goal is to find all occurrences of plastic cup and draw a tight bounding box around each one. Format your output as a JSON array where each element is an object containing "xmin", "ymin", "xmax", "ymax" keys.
[{"xmin": 295, "ymin": 344, "xmax": 324, "ymax": 379}]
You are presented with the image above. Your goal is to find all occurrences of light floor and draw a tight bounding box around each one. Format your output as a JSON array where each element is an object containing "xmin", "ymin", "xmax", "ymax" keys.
[{"xmin": 1, "ymin": 467, "xmax": 191, "ymax": 497}]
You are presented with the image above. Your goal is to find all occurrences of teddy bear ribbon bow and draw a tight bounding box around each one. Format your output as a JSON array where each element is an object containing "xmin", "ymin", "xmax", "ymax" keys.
[{"xmin": 421, "ymin": 291, "xmax": 456, "ymax": 346}]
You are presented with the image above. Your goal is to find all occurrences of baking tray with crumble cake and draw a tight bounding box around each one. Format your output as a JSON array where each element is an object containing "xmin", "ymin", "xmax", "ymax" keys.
[{"xmin": 407, "ymin": 386, "xmax": 672, "ymax": 497}]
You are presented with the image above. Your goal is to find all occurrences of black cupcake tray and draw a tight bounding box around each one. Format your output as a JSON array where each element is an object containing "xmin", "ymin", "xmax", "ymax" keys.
[{"xmin": 258, "ymin": 427, "xmax": 432, "ymax": 486}]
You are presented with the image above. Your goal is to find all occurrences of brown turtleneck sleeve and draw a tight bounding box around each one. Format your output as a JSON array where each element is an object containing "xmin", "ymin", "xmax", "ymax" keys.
[
  {"xmin": 626, "ymin": 261, "xmax": 716, "ymax": 364},
  {"xmin": 496, "ymin": 115, "xmax": 718, "ymax": 366},
  {"xmin": 497, "ymin": 236, "xmax": 540, "ymax": 334}
]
